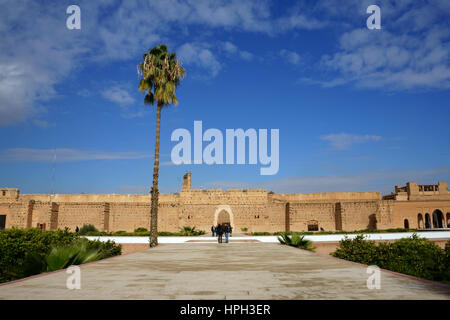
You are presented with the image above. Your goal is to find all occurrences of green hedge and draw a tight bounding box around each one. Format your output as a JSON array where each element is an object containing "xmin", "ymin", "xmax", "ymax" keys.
[
  {"xmin": 84, "ymin": 226, "xmax": 206, "ymax": 237},
  {"xmin": 277, "ymin": 232, "xmax": 315, "ymax": 251},
  {"xmin": 0, "ymin": 228, "xmax": 121, "ymax": 283},
  {"xmin": 79, "ymin": 224, "xmax": 98, "ymax": 235},
  {"xmin": 273, "ymin": 228, "xmax": 417, "ymax": 236},
  {"xmin": 332, "ymin": 234, "xmax": 450, "ymax": 284}
]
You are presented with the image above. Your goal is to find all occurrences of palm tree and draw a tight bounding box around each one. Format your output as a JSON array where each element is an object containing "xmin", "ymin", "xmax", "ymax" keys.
[{"xmin": 138, "ymin": 45, "xmax": 186, "ymax": 247}]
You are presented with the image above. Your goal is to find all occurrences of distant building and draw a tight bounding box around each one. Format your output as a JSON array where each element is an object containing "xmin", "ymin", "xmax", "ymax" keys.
[{"xmin": 1, "ymin": 173, "xmax": 449, "ymax": 232}]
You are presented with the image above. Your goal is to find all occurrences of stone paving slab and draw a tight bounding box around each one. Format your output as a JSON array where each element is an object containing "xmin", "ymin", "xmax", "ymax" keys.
[{"xmin": 0, "ymin": 243, "xmax": 449, "ymax": 300}]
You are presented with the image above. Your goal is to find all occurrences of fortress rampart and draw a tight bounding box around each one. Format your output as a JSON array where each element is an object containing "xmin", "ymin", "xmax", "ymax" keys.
[{"xmin": 1, "ymin": 173, "xmax": 449, "ymax": 233}]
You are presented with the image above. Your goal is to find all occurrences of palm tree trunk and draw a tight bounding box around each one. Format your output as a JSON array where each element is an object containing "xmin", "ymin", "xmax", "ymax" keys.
[{"xmin": 149, "ymin": 102, "xmax": 162, "ymax": 247}]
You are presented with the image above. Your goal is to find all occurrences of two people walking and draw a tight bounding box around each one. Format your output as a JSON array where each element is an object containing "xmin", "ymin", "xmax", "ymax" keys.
[{"xmin": 211, "ymin": 224, "xmax": 232, "ymax": 243}]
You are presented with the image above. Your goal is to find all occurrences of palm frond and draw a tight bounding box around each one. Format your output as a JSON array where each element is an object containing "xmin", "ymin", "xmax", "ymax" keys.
[{"xmin": 137, "ymin": 44, "xmax": 185, "ymax": 107}]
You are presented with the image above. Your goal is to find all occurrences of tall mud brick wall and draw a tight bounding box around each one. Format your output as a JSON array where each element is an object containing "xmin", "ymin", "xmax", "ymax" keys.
[{"xmin": 1, "ymin": 178, "xmax": 449, "ymax": 232}]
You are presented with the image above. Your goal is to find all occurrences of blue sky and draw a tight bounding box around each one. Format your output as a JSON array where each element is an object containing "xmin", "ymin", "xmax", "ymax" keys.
[{"xmin": 0, "ymin": 0, "xmax": 449, "ymax": 195}]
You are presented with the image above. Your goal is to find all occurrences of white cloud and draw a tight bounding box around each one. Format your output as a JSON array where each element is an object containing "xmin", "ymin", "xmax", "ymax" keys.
[
  {"xmin": 306, "ymin": 1, "xmax": 450, "ymax": 90},
  {"xmin": 32, "ymin": 120, "xmax": 54, "ymax": 129},
  {"xmin": 316, "ymin": 27, "xmax": 450, "ymax": 90},
  {"xmin": 0, "ymin": 2, "xmax": 89, "ymax": 126},
  {"xmin": 77, "ymin": 89, "xmax": 92, "ymax": 98},
  {"xmin": 222, "ymin": 41, "xmax": 238, "ymax": 54},
  {"xmin": 280, "ymin": 49, "xmax": 301, "ymax": 65},
  {"xmin": 276, "ymin": 13, "xmax": 327, "ymax": 31},
  {"xmin": 2, "ymin": 0, "xmax": 448, "ymax": 127},
  {"xmin": 240, "ymin": 51, "xmax": 254, "ymax": 61},
  {"xmin": 220, "ymin": 41, "xmax": 254, "ymax": 61},
  {"xmin": 320, "ymin": 133, "xmax": 382, "ymax": 150},
  {"xmin": 102, "ymin": 85, "xmax": 135, "ymax": 106},
  {"xmin": 0, "ymin": 148, "xmax": 153, "ymax": 162},
  {"xmin": 178, "ymin": 42, "xmax": 222, "ymax": 77}
]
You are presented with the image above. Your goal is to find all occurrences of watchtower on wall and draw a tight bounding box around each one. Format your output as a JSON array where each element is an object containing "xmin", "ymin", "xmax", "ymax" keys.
[
  {"xmin": 182, "ymin": 172, "xmax": 191, "ymax": 191},
  {"xmin": 0, "ymin": 188, "xmax": 19, "ymax": 199}
]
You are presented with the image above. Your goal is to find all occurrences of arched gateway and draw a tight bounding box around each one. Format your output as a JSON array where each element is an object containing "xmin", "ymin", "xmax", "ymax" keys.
[{"xmin": 213, "ymin": 205, "xmax": 234, "ymax": 229}]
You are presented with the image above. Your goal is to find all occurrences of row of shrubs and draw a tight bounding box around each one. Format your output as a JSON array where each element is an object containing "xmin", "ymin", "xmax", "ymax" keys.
[
  {"xmin": 332, "ymin": 234, "xmax": 450, "ymax": 284},
  {"xmin": 251, "ymin": 228, "xmax": 418, "ymax": 236},
  {"xmin": 79, "ymin": 224, "xmax": 206, "ymax": 237},
  {"xmin": 0, "ymin": 228, "xmax": 121, "ymax": 283},
  {"xmin": 276, "ymin": 231, "xmax": 450, "ymax": 284}
]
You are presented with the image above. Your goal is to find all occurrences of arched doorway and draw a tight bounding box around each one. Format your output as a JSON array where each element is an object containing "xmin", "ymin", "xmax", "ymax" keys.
[
  {"xmin": 417, "ymin": 214, "xmax": 423, "ymax": 229},
  {"xmin": 447, "ymin": 213, "xmax": 450, "ymax": 228},
  {"xmin": 213, "ymin": 205, "xmax": 234, "ymax": 229},
  {"xmin": 404, "ymin": 219, "xmax": 409, "ymax": 229},
  {"xmin": 432, "ymin": 210, "xmax": 444, "ymax": 228},
  {"xmin": 218, "ymin": 210, "xmax": 230, "ymax": 225},
  {"xmin": 425, "ymin": 213, "xmax": 431, "ymax": 229}
]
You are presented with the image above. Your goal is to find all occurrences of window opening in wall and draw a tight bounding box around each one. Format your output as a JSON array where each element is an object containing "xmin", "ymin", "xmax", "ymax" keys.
[{"xmin": 0, "ymin": 215, "xmax": 6, "ymax": 230}]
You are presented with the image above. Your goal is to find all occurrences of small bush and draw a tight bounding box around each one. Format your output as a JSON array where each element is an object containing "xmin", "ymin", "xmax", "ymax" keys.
[
  {"xmin": 277, "ymin": 232, "xmax": 315, "ymax": 251},
  {"xmin": 178, "ymin": 226, "xmax": 205, "ymax": 236},
  {"xmin": 241, "ymin": 227, "xmax": 248, "ymax": 232},
  {"xmin": 332, "ymin": 234, "xmax": 450, "ymax": 284},
  {"xmin": 45, "ymin": 242, "xmax": 101, "ymax": 271},
  {"xmin": 332, "ymin": 235, "xmax": 378, "ymax": 265},
  {"xmin": 134, "ymin": 227, "xmax": 148, "ymax": 232},
  {"xmin": 0, "ymin": 228, "xmax": 121, "ymax": 283},
  {"xmin": 158, "ymin": 231, "xmax": 175, "ymax": 236},
  {"xmin": 273, "ymin": 228, "xmax": 417, "ymax": 236},
  {"xmin": 85, "ymin": 231, "xmax": 110, "ymax": 236},
  {"xmin": 79, "ymin": 224, "xmax": 99, "ymax": 235},
  {"xmin": 252, "ymin": 232, "xmax": 271, "ymax": 236}
]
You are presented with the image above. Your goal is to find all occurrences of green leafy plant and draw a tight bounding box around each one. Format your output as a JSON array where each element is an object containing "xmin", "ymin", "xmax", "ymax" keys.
[
  {"xmin": 178, "ymin": 226, "xmax": 205, "ymax": 236},
  {"xmin": 46, "ymin": 242, "xmax": 100, "ymax": 271},
  {"xmin": 134, "ymin": 227, "xmax": 148, "ymax": 232},
  {"xmin": 273, "ymin": 228, "xmax": 417, "ymax": 236},
  {"xmin": 0, "ymin": 228, "xmax": 121, "ymax": 283},
  {"xmin": 332, "ymin": 234, "xmax": 450, "ymax": 284},
  {"xmin": 79, "ymin": 224, "xmax": 99, "ymax": 235},
  {"xmin": 241, "ymin": 227, "xmax": 248, "ymax": 232},
  {"xmin": 252, "ymin": 232, "xmax": 271, "ymax": 236},
  {"xmin": 277, "ymin": 232, "xmax": 315, "ymax": 251}
]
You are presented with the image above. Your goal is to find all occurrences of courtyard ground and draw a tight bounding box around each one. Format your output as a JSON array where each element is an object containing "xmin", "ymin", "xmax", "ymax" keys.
[{"xmin": 1, "ymin": 242, "xmax": 449, "ymax": 299}]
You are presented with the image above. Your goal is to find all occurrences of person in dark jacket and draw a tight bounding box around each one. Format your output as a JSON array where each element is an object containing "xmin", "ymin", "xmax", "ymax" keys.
[
  {"xmin": 211, "ymin": 225, "xmax": 215, "ymax": 237},
  {"xmin": 75, "ymin": 226, "xmax": 79, "ymax": 233},
  {"xmin": 216, "ymin": 224, "xmax": 223, "ymax": 243}
]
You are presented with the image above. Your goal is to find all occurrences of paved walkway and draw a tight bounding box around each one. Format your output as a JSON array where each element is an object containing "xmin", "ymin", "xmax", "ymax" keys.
[{"xmin": 0, "ymin": 243, "xmax": 449, "ymax": 299}]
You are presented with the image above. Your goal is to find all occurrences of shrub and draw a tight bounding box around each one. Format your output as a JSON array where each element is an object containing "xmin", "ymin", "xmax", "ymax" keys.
[
  {"xmin": 85, "ymin": 231, "xmax": 110, "ymax": 236},
  {"xmin": 277, "ymin": 232, "xmax": 315, "ymax": 251},
  {"xmin": 273, "ymin": 229, "xmax": 417, "ymax": 236},
  {"xmin": 112, "ymin": 230, "xmax": 129, "ymax": 236},
  {"xmin": 82, "ymin": 238, "xmax": 121, "ymax": 259},
  {"xmin": 0, "ymin": 228, "xmax": 121, "ymax": 283},
  {"xmin": 178, "ymin": 226, "xmax": 205, "ymax": 236},
  {"xmin": 331, "ymin": 235, "xmax": 378, "ymax": 265},
  {"xmin": 0, "ymin": 228, "xmax": 78, "ymax": 282},
  {"xmin": 80, "ymin": 230, "xmax": 207, "ymax": 237},
  {"xmin": 252, "ymin": 232, "xmax": 271, "ymax": 236},
  {"xmin": 241, "ymin": 227, "xmax": 248, "ymax": 232},
  {"xmin": 158, "ymin": 231, "xmax": 174, "ymax": 236},
  {"xmin": 79, "ymin": 224, "xmax": 99, "ymax": 235},
  {"xmin": 134, "ymin": 227, "xmax": 148, "ymax": 232},
  {"xmin": 332, "ymin": 234, "xmax": 450, "ymax": 283},
  {"xmin": 45, "ymin": 242, "xmax": 101, "ymax": 271}
]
